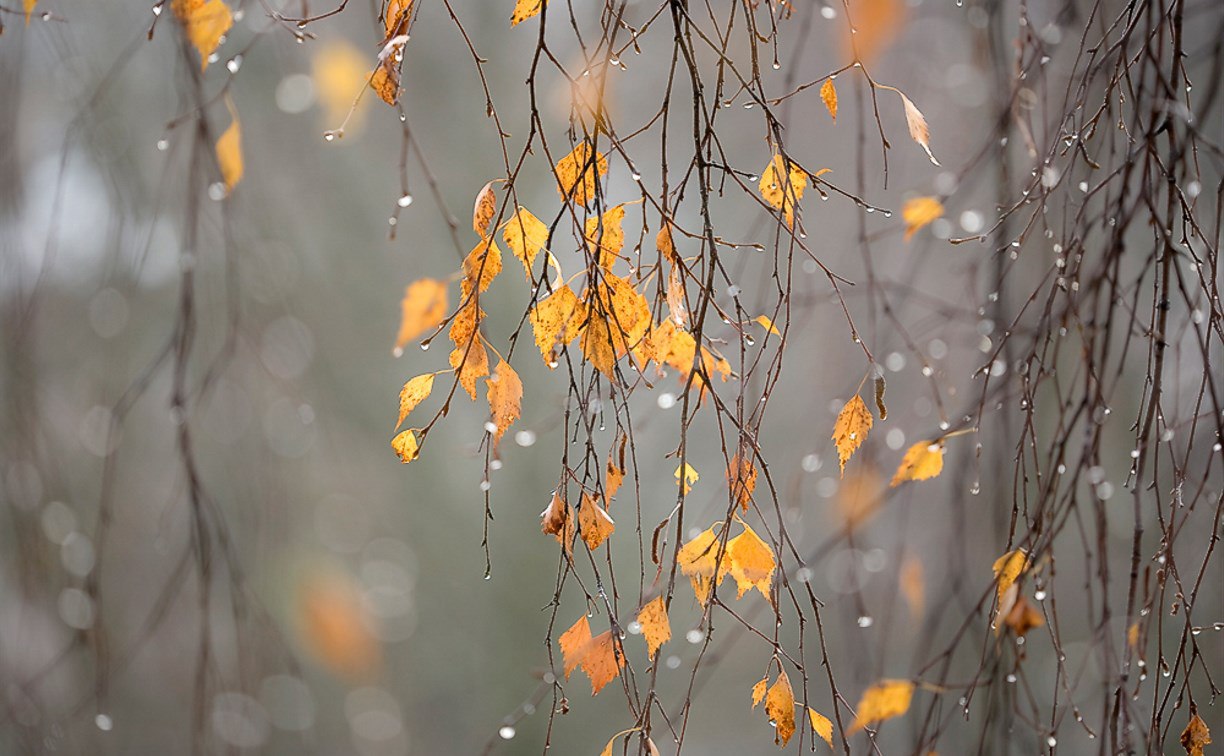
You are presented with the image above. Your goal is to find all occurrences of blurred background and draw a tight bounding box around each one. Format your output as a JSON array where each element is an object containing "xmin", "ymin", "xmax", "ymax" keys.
[{"xmin": 1, "ymin": 0, "xmax": 1221, "ymax": 754}]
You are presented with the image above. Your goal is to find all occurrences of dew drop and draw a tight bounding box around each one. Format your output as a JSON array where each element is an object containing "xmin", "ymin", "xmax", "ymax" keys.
[
  {"xmin": 156, "ymin": 139, "xmax": 169, "ymax": 151},
  {"xmin": 856, "ymin": 615, "xmax": 874, "ymax": 628},
  {"xmin": 95, "ymin": 714, "xmax": 113, "ymax": 731},
  {"xmin": 226, "ymin": 55, "xmax": 243, "ymax": 74},
  {"xmin": 499, "ymin": 726, "xmax": 516, "ymax": 740},
  {"xmin": 397, "ymin": 194, "xmax": 414, "ymax": 208}
]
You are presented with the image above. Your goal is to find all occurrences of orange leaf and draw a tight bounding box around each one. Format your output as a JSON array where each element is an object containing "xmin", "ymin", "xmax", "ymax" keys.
[
  {"xmin": 530, "ymin": 285, "xmax": 584, "ymax": 366},
  {"xmin": 390, "ymin": 429, "xmax": 420, "ymax": 463},
  {"xmin": 848, "ymin": 679, "xmax": 914, "ymax": 734},
  {"xmin": 394, "ymin": 278, "xmax": 448, "ymax": 354},
  {"xmin": 578, "ymin": 492, "xmax": 615, "ymax": 550},
  {"xmin": 383, "ymin": 0, "xmax": 415, "ymax": 40},
  {"xmin": 584, "ymin": 204, "xmax": 627, "ymax": 269},
  {"xmin": 485, "ymin": 359, "xmax": 522, "ymax": 442},
  {"xmin": 449, "ymin": 336, "xmax": 490, "ymax": 400},
  {"xmin": 759, "ymin": 154, "xmax": 807, "ymax": 229},
  {"xmin": 677, "ymin": 525, "xmax": 722, "ymax": 605},
  {"xmin": 461, "ymin": 238, "xmax": 503, "ymax": 296},
  {"xmin": 656, "ymin": 223, "xmax": 677, "ymax": 263},
  {"xmin": 1003, "ymin": 594, "xmax": 1044, "ymax": 637},
  {"xmin": 719, "ymin": 521, "xmax": 776, "ymax": 601},
  {"xmin": 540, "ymin": 494, "xmax": 575, "ymax": 555},
  {"xmin": 370, "ymin": 60, "xmax": 401, "ymax": 106},
  {"xmin": 555, "ymin": 142, "xmax": 608, "ymax": 207},
  {"xmin": 728, "ymin": 452, "xmax": 757, "ymax": 512},
  {"xmin": 396, "ymin": 373, "xmax": 435, "ymax": 429},
  {"xmin": 808, "ymin": 708, "xmax": 834, "ymax": 747},
  {"xmin": 841, "ymin": 0, "xmax": 905, "ymax": 64},
  {"xmin": 751, "ymin": 677, "xmax": 769, "ymax": 708},
  {"xmin": 472, "ymin": 180, "xmax": 498, "ymax": 237},
  {"xmin": 24, "ymin": 0, "xmax": 35, "ymax": 23},
  {"xmin": 820, "ymin": 79, "xmax": 838, "ymax": 122},
  {"xmin": 580, "ymin": 630, "xmax": 624, "ymax": 694},
  {"xmin": 502, "ymin": 207, "xmax": 550, "ymax": 279},
  {"xmin": 580, "ymin": 274, "xmax": 650, "ymax": 376},
  {"xmin": 295, "ymin": 568, "xmax": 381, "ymax": 681},
  {"xmin": 558, "ymin": 614, "xmax": 592, "ymax": 679},
  {"xmin": 510, "ymin": 0, "xmax": 544, "ymax": 26},
  {"xmin": 832, "ymin": 395, "xmax": 873, "ymax": 475},
  {"xmin": 636, "ymin": 596, "xmax": 670, "ymax": 660},
  {"xmin": 764, "ymin": 670, "xmax": 796, "ymax": 747},
  {"xmin": 605, "ymin": 435, "xmax": 626, "ymax": 502},
  {"xmin": 889, "ymin": 440, "xmax": 944, "ymax": 486},
  {"xmin": 902, "ymin": 196, "xmax": 943, "ymax": 240},
  {"xmin": 171, "ymin": 0, "xmax": 233, "ymax": 71},
  {"xmin": 1181, "ymin": 713, "xmax": 1212, "ymax": 756}
]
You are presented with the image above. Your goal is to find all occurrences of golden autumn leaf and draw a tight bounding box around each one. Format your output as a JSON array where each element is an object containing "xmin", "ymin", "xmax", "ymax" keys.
[
  {"xmin": 636, "ymin": 596, "xmax": 670, "ymax": 660},
  {"xmin": 215, "ymin": 114, "xmax": 243, "ymax": 191},
  {"xmin": 448, "ymin": 297, "xmax": 483, "ymax": 352},
  {"xmin": 580, "ymin": 274, "xmax": 650, "ymax": 377},
  {"xmin": 841, "ymin": 0, "xmax": 905, "ymax": 64},
  {"xmin": 294, "ymin": 568, "xmax": 381, "ymax": 681},
  {"xmin": 485, "ymin": 359, "xmax": 522, "ymax": 442},
  {"xmin": 605, "ymin": 436, "xmax": 626, "ymax": 502},
  {"xmin": 898, "ymin": 91, "xmax": 939, "ymax": 165},
  {"xmin": 848, "ymin": 679, "xmax": 914, "ymax": 734},
  {"xmin": 312, "ymin": 40, "xmax": 370, "ymax": 129},
  {"xmin": 383, "ymin": 0, "xmax": 415, "ymax": 40},
  {"xmin": 657, "ymin": 223, "xmax": 677, "ymax": 263},
  {"xmin": 728, "ymin": 452, "xmax": 758, "ymax": 512},
  {"xmin": 900, "ymin": 557, "xmax": 924, "ymax": 619},
  {"xmin": 820, "ymin": 79, "xmax": 838, "ymax": 122},
  {"xmin": 555, "ymin": 142, "xmax": 608, "ymax": 207},
  {"xmin": 1181, "ymin": 712, "xmax": 1212, "ymax": 756},
  {"xmin": 992, "ymin": 549, "xmax": 1030, "ymax": 605},
  {"xmin": 171, "ymin": 0, "xmax": 233, "ymax": 71},
  {"xmin": 540, "ymin": 493, "xmax": 575, "ymax": 555},
  {"xmin": 719, "ymin": 521, "xmax": 776, "ymax": 601},
  {"xmin": 370, "ymin": 61, "xmax": 401, "ymax": 106},
  {"xmin": 396, "ymin": 373, "xmax": 435, "ymax": 429},
  {"xmin": 1127, "ymin": 622, "xmax": 1141, "ymax": 649},
  {"xmin": 449, "ymin": 336, "xmax": 490, "ymax": 400},
  {"xmin": 890, "ymin": 440, "xmax": 944, "ymax": 486},
  {"xmin": 510, "ymin": 0, "xmax": 544, "ymax": 26},
  {"xmin": 1003, "ymin": 594, "xmax": 1044, "ymax": 637},
  {"xmin": 832, "ymin": 395, "xmax": 873, "ymax": 475},
  {"xmin": 461, "ymin": 239, "xmax": 503, "ymax": 296},
  {"xmin": 764, "ymin": 670, "xmax": 796, "ymax": 747},
  {"xmin": 759, "ymin": 154, "xmax": 807, "ymax": 229},
  {"xmin": 902, "ymin": 196, "xmax": 944, "ymax": 240},
  {"xmin": 584, "ymin": 204, "xmax": 627, "ymax": 269},
  {"xmin": 394, "ymin": 278, "xmax": 448, "ymax": 354},
  {"xmin": 530, "ymin": 284, "xmax": 584, "ymax": 366},
  {"xmin": 559, "ymin": 614, "xmax": 592, "ymax": 678},
  {"xmin": 580, "ymin": 630, "xmax": 624, "ymax": 694},
  {"xmin": 751, "ymin": 677, "xmax": 769, "ymax": 708},
  {"xmin": 472, "ymin": 180, "xmax": 498, "ymax": 237},
  {"xmin": 578, "ymin": 492, "xmax": 615, "ymax": 550},
  {"xmin": 755, "ymin": 315, "xmax": 780, "ymax": 336},
  {"xmin": 390, "ymin": 428, "xmax": 420, "ymax": 463},
  {"xmin": 675, "ymin": 463, "xmax": 699, "ymax": 495},
  {"xmin": 678, "ymin": 525, "xmax": 722, "ymax": 605},
  {"xmin": 809, "ymin": 708, "xmax": 834, "ymax": 748},
  {"xmin": 502, "ymin": 207, "xmax": 550, "ymax": 279}
]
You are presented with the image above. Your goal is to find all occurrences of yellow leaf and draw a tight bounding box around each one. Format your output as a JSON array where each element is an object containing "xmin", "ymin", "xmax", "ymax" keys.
[
  {"xmin": 902, "ymin": 196, "xmax": 944, "ymax": 241},
  {"xmin": 580, "ymin": 274, "xmax": 650, "ymax": 377},
  {"xmin": 900, "ymin": 557, "xmax": 924, "ymax": 619},
  {"xmin": 530, "ymin": 285, "xmax": 584, "ymax": 366},
  {"xmin": 312, "ymin": 40, "xmax": 370, "ymax": 129},
  {"xmin": 578, "ymin": 492, "xmax": 615, "ymax": 550},
  {"xmin": 172, "ymin": 0, "xmax": 233, "ymax": 71},
  {"xmin": 992, "ymin": 549, "xmax": 1030, "ymax": 605},
  {"xmin": 674, "ymin": 463, "xmax": 699, "ymax": 495},
  {"xmin": 889, "ymin": 440, "xmax": 944, "ymax": 486},
  {"xmin": 584, "ymin": 204, "xmax": 627, "ymax": 269},
  {"xmin": 449, "ymin": 337, "xmax": 490, "ymax": 400},
  {"xmin": 485, "ymin": 359, "xmax": 522, "ymax": 443},
  {"xmin": 656, "ymin": 223, "xmax": 677, "ymax": 263},
  {"xmin": 383, "ymin": 0, "xmax": 415, "ymax": 40},
  {"xmin": 832, "ymin": 395, "xmax": 873, "ymax": 475},
  {"xmin": 848, "ymin": 679, "xmax": 914, "ymax": 734},
  {"xmin": 1181, "ymin": 713, "xmax": 1211, "ymax": 756},
  {"xmin": 728, "ymin": 452, "xmax": 757, "ymax": 512},
  {"xmin": 555, "ymin": 142, "xmax": 608, "ymax": 207},
  {"xmin": 394, "ymin": 278, "xmax": 448, "ymax": 354},
  {"xmin": 605, "ymin": 436, "xmax": 626, "ymax": 502},
  {"xmin": 755, "ymin": 315, "xmax": 780, "ymax": 336},
  {"xmin": 759, "ymin": 154, "xmax": 807, "ymax": 229},
  {"xmin": 898, "ymin": 91, "xmax": 939, "ymax": 165},
  {"xmin": 540, "ymin": 494, "xmax": 575, "ymax": 555},
  {"xmin": 751, "ymin": 677, "xmax": 769, "ymax": 708},
  {"xmin": 396, "ymin": 373, "xmax": 435, "ymax": 429},
  {"xmin": 461, "ymin": 239, "xmax": 503, "ymax": 296},
  {"xmin": 502, "ymin": 207, "xmax": 550, "ymax": 279},
  {"xmin": 636, "ymin": 596, "xmax": 670, "ymax": 660},
  {"xmin": 472, "ymin": 180, "xmax": 498, "ymax": 237},
  {"xmin": 294, "ymin": 568, "xmax": 381, "ymax": 681},
  {"xmin": 720, "ymin": 521, "xmax": 776, "ymax": 601},
  {"xmin": 558, "ymin": 614, "xmax": 592, "ymax": 679},
  {"xmin": 764, "ymin": 670, "xmax": 796, "ymax": 747},
  {"xmin": 678, "ymin": 525, "xmax": 722, "ymax": 605},
  {"xmin": 215, "ymin": 116, "xmax": 243, "ymax": 191},
  {"xmin": 510, "ymin": 0, "xmax": 544, "ymax": 26},
  {"xmin": 820, "ymin": 79, "xmax": 838, "ymax": 122},
  {"xmin": 809, "ymin": 708, "xmax": 834, "ymax": 747},
  {"xmin": 390, "ymin": 429, "xmax": 420, "ymax": 463}
]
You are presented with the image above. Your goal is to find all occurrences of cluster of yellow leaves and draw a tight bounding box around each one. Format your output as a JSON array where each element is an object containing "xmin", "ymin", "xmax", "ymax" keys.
[
  {"xmin": 171, "ymin": 0, "xmax": 233, "ymax": 71},
  {"xmin": 636, "ymin": 596, "xmax": 670, "ymax": 660},
  {"xmin": 559, "ymin": 615, "xmax": 624, "ymax": 695},
  {"xmin": 294, "ymin": 568, "xmax": 381, "ymax": 681},
  {"xmin": 510, "ymin": 0, "xmax": 545, "ymax": 26},
  {"xmin": 759, "ymin": 154, "xmax": 807, "ymax": 229},
  {"xmin": 890, "ymin": 440, "xmax": 944, "ymax": 486},
  {"xmin": 832, "ymin": 395, "xmax": 874, "ymax": 474},
  {"xmin": 677, "ymin": 520, "xmax": 776, "ymax": 605},
  {"xmin": 902, "ymin": 196, "xmax": 944, "ymax": 240},
  {"xmin": 1181, "ymin": 712, "xmax": 1212, "ymax": 756},
  {"xmin": 848, "ymin": 679, "xmax": 914, "ymax": 734}
]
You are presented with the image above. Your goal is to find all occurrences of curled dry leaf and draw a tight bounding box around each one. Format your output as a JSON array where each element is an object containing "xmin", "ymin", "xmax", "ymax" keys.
[
  {"xmin": 472, "ymin": 180, "xmax": 498, "ymax": 237},
  {"xmin": 992, "ymin": 548, "xmax": 1030, "ymax": 604},
  {"xmin": 540, "ymin": 493, "xmax": 575, "ymax": 555},
  {"xmin": 902, "ymin": 196, "xmax": 944, "ymax": 240},
  {"xmin": 889, "ymin": 440, "xmax": 944, "ymax": 486},
  {"xmin": 755, "ymin": 315, "xmax": 780, "ymax": 336},
  {"xmin": 1181, "ymin": 712, "xmax": 1211, "ymax": 756},
  {"xmin": 1003, "ymin": 594, "xmax": 1045, "ymax": 637},
  {"xmin": 832, "ymin": 395, "xmax": 873, "ymax": 475},
  {"xmin": 848, "ymin": 679, "xmax": 914, "ymax": 734},
  {"xmin": 897, "ymin": 91, "xmax": 939, "ymax": 165},
  {"xmin": 382, "ymin": 0, "xmax": 414, "ymax": 41},
  {"xmin": 728, "ymin": 452, "xmax": 757, "ymax": 512}
]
